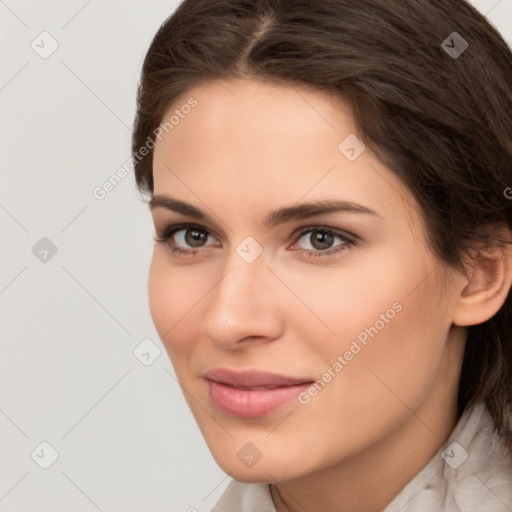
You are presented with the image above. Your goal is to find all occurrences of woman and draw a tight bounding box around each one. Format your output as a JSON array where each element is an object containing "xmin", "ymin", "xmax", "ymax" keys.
[{"xmin": 131, "ymin": 0, "xmax": 512, "ymax": 510}]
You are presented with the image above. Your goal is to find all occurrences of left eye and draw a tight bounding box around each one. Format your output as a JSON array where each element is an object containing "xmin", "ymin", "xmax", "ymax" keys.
[{"xmin": 292, "ymin": 228, "xmax": 353, "ymax": 252}]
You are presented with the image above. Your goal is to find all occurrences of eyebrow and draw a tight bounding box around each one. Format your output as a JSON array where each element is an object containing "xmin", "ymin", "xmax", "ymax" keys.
[{"xmin": 148, "ymin": 195, "xmax": 382, "ymax": 228}]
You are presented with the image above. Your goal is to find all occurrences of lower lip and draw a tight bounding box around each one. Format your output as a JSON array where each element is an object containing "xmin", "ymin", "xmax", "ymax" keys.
[{"xmin": 207, "ymin": 380, "xmax": 313, "ymax": 418}]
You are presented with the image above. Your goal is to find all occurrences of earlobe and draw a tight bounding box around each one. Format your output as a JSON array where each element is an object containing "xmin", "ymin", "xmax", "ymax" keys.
[{"xmin": 453, "ymin": 240, "xmax": 512, "ymax": 327}]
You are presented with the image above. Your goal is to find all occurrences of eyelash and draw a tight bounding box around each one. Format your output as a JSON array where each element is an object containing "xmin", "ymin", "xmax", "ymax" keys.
[{"xmin": 153, "ymin": 223, "xmax": 356, "ymax": 259}]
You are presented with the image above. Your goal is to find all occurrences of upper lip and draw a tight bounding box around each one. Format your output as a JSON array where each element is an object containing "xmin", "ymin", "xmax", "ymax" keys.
[{"xmin": 205, "ymin": 368, "xmax": 314, "ymax": 388}]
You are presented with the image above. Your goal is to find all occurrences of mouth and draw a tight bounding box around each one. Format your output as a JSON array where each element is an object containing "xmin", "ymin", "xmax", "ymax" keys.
[{"xmin": 204, "ymin": 368, "xmax": 315, "ymax": 418}]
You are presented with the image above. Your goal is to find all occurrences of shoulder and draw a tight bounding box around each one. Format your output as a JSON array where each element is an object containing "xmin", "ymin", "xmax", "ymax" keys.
[
  {"xmin": 384, "ymin": 401, "xmax": 512, "ymax": 511},
  {"xmin": 210, "ymin": 480, "xmax": 276, "ymax": 512},
  {"xmin": 444, "ymin": 401, "xmax": 512, "ymax": 509}
]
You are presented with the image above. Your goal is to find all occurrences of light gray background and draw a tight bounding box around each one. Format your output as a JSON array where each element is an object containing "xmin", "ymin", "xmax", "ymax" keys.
[{"xmin": 1, "ymin": 1, "xmax": 511, "ymax": 511}]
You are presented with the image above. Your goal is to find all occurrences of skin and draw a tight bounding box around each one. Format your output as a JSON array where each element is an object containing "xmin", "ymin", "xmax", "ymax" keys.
[{"xmin": 148, "ymin": 78, "xmax": 511, "ymax": 512}]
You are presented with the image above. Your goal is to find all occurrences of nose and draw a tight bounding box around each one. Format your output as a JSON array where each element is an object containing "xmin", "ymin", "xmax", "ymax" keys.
[{"xmin": 204, "ymin": 253, "xmax": 284, "ymax": 349}]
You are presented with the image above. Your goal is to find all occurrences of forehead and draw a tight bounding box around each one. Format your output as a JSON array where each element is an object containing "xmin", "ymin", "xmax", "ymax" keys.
[
  {"xmin": 152, "ymin": 78, "xmax": 417, "ymax": 230},
  {"xmin": 155, "ymin": 78, "xmax": 354, "ymax": 163}
]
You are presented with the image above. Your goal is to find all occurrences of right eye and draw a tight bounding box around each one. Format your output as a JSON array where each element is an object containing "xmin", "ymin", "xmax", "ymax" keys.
[{"xmin": 154, "ymin": 223, "xmax": 221, "ymax": 256}]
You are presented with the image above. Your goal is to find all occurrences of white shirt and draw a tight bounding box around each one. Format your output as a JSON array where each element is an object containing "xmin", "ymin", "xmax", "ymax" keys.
[{"xmin": 210, "ymin": 401, "xmax": 512, "ymax": 511}]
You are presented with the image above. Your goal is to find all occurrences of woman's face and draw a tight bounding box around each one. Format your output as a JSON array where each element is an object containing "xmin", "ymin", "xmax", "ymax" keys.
[{"xmin": 149, "ymin": 78, "xmax": 466, "ymax": 482}]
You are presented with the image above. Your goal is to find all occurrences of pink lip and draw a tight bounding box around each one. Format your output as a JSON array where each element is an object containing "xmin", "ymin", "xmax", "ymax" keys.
[{"xmin": 205, "ymin": 368, "xmax": 314, "ymax": 418}]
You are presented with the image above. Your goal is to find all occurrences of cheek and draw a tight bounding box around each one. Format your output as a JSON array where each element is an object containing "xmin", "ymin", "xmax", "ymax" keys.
[
  {"xmin": 276, "ymin": 254, "xmax": 416, "ymax": 351},
  {"xmin": 148, "ymin": 252, "xmax": 204, "ymax": 359},
  {"xmin": 285, "ymin": 248, "xmax": 448, "ymax": 399}
]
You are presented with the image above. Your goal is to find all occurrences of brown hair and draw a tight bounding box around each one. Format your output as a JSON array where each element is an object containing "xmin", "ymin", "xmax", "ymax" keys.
[{"xmin": 132, "ymin": 0, "xmax": 512, "ymax": 448}]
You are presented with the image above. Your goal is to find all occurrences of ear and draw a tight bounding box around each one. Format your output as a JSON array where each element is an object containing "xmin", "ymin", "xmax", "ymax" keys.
[{"xmin": 452, "ymin": 226, "xmax": 512, "ymax": 327}]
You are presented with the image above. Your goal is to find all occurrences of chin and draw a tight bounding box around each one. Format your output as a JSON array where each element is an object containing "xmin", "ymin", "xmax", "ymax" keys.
[{"xmin": 208, "ymin": 442, "xmax": 314, "ymax": 484}]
